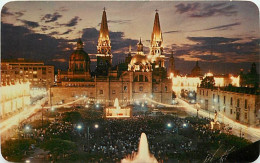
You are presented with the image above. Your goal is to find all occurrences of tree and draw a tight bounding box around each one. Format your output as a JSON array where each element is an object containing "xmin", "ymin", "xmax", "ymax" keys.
[
  {"xmin": 200, "ymin": 76, "xmax": 215, "ymax": 88},
  {"xmin": 62, "ymin": 111, "xmax": 82, "ymax": 123},
  {"xmin": 1, "ymin": 139, "xmax": 34, "ymax": 162},
  {"xmin": 40, "ymin": 138, "xmax": 76, "ymax": 160}
]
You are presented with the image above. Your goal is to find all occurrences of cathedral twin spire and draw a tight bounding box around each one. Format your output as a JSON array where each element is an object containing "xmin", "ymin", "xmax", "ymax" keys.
[
  {"xmin": 97, "ymin": 8, "xmax": 111, "ymax": 56},
  {"xmin": 150, "ymin": 9, "xmax": 163, "ymax": 56}
]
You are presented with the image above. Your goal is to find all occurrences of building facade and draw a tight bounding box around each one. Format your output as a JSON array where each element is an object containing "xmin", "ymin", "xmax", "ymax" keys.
[
  {"xmin": 197, "ymin": 86, "xmax": 260, "ymax": 126},
  {"xmin": 0, "ymin": 82, "xmax": 30, "ymax": 119},
  {"xmin": 52, "ymin": 9, "xmax": 173, "ymax": 107},
  {"xmin": 1, "ymin": 58, "xmax": 54, "ymax": 88}
]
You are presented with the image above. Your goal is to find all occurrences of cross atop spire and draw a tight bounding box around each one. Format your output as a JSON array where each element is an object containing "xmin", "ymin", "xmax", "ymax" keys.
[
  {"xmin": 155, "ymin": 9, "xmax": 158, "ymax": 13},
  {"xmin": 103, "ymin": 7, "xmax": 106, "ymax": 11},
  {"xmin": 151, "ymin": 9, "xmax": 162, "ymax": 45}
]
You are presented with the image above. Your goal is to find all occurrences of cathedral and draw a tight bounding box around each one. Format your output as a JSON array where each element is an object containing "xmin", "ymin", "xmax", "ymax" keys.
[{"xmin": 51, "ymin": 9, "xmax": 173, "ymax": 106}]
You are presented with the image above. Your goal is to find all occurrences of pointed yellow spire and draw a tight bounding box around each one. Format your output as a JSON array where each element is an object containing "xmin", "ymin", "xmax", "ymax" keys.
[
  {"xmin": 99, "ymin": 8, "xmax": 109, "ymax": 40},
  {"xmin": 97, "ymin": 8, "xmax": 111, "ymax": 55},
  {"xmin": 151, "ymin": 9, "xmax": 162, "ymax": 45}
]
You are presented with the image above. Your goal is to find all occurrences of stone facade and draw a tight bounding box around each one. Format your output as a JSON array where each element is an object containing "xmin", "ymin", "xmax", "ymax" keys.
[
  {"xmin": 197, "ymin": 87, "xmax": 260, "ymax": 126},
  {"xmin": 51, "ymin": 71, "xmax": 172, "ymax": 107}
]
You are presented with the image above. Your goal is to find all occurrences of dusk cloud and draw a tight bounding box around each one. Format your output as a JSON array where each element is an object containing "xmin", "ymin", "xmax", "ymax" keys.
[
  {"xmin": 202, "ymin": 22, "xmax": 241, "ymax": 31},
  {"xmin": 62, "ymin": 29, "xmax": 73, "ymax": 35},
  {"xmin": 62, "ymin": 16, "xmax": 81, "ymax": 27},
  {"xmin": 19, "ymin": 19, "xmax": 40, "ymax": 28},
  {"xmin": 175, "ymin": 2, "xmax": 237, "ymax": 18},
  {"xmin": 1, "ymin": 23, "xmax": 74, "ymax": 70},
  {"xmin": 1, "ymin": 6, "xmax": 13, "ymax": 16},
  {"xmin": 97, "ymin": 19, "xmax": 131, "ymax": 26},
  {"xmin": 2, "ymin": 6, "xmax": 25, "ymax": 18},
  {"xmin": 42, "ymin": 12, "xmax": 62, "ymax": 23},
  {"xmin": 164, "ymin": 30, "xmax": 180, "ymax": 34}
]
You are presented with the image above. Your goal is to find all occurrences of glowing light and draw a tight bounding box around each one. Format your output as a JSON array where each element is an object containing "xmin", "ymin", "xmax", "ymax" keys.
[
  {"xmin": 183, "ymin": 123, "xmax": 187, "ymax": 128},
  {"xmin": 94, "ymin": 124, "xmax": 99, "ymax": 129},
  {"xmin": 231, "ymin": 75, "xmax": 240, "ymax": 86},
  {"xmin": 167, "ymin": 123, "xmax": 172, "ymax": 128},
  {"xmin": 25, "ymin": 160, "xmax": 30, "ymax": 163},
  {"xmin": 105, "ymin": 98, "xmax": 131, "ymax": 118},
  {"xmin": 25, "ymin": 125, "xmax": 30, "ymax": 131},
  {"xmin": 77, "ymin": 124, "xmax": 82, "ymax": 130},
  {"xmin": 122, "ymin": 133, "xmax": 158, "ymax": 163}
]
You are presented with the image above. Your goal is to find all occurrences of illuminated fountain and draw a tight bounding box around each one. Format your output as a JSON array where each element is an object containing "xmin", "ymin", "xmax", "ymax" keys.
[
  {"xmin": 105, "ymin": 98, "xmax": 132, "ymax": 118},
  {"xmin": 121, "ymin": 133, "xmax": 158, "ymax": 163}
]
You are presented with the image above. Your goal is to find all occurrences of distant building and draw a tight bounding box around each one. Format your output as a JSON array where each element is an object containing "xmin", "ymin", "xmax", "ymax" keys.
[
  {"xmin": 197, "ymin": 86, "xmax": 260, "ymax": 126},
  {"xmin": 240, "ymin": 63, "xmax": 259, "ymax": 88},
  {"xmin": 190, "ymin": 61, "xmax": 202, "ymax": 77},
  {"xmin": 52, "ymin": 9, "xmax": 172, "ymax": 107},
  {"xmin": 1, "ymin": 58, "xmax": 54, "ymax": 88}
]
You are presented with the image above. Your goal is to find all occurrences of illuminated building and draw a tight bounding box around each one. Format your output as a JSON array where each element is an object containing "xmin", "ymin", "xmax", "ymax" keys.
[
  {"xmin": 105, "ymin": 98, "xmax": 132, "ymax": 118},
  {"xmin": 0, "ymin": 82, "xmax": 30, "ymax": 119},
  {"xmin": 197, "ymin": 86, "xmax": 260, "ymax": 126},
  {"xmin": 53, "ymin": 9, "xmax": 173, "ymax": 106},
  {"xmin": 1, "ymin": 58, "xmax": 54, "ymax": 88}
]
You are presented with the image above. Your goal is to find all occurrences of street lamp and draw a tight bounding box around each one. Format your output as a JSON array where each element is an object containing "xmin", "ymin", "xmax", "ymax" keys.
[
  {"xmin": 183, "ymin": 123, "xmax": 188, "ymax": 128},
  {"xmin": 167, "ymin": 123, "xmax": 172, "ymax": 128},
  {"xmin": 77, "ymin": 124, "xmax": 83, "ymax": 130},
  {"xmin": 94, "ymin": 124, "xmax": 99, "ymax": 129}
]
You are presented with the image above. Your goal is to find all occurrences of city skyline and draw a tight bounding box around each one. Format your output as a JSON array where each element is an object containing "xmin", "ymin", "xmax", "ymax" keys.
[{"xmin": 1, "ymin": 1, "xmax": 259, "ymax": 74}]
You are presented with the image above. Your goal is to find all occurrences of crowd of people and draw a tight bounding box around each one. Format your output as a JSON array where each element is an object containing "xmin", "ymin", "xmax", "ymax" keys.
[{"xmin": 15, "ymin": 108, "xmax": 250, "ymax": 163}]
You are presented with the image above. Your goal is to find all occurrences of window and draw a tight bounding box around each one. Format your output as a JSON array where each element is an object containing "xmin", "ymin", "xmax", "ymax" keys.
[
  {"xmin": 33, "ymin": 67, "xmax": 37, "ymax": 71},
  {"xmin": 112, "ymin": 90, "xmax": 116, "ymax": 94},
  {"xmin": 124, "ymin": 86, "xmax": 127, "ymax": 91},
  {"xmin": 100, "ymin": 90, "xmax": 103, "ymax": 94},
  {"xmin": 139, "ymin": 86, "xmax": 143, "ymax": 92},
  {"xmin": 230, "ymin": 109, "xmax": 232, "ymax": 114},
  {"xmin": 245, "ymin": 99, "xmax": 247, "ymax": 109},
  {"xmin": 224, "ymin": 96, "xmax": 226, "ymax": 104},
  {"xmin": 218, "ymin": 95, "xmax": 220, "ymax": 103},
  {"xmin": 200, "ymin": 90, "xmax": 201, "ymax": 95},
  {"xmin": 213, "ymin": 94, "xmax": 215, "ymax": 101},
  {"xmin": 237, "ymin": 99, "xmax": 240, "ymax": 107},
  {"xmin": 245, "ymin": 112, "xmax": 247, "ymax": 119},
  {"xmin": 134, "ymin": 76, "xmax": 138, "ymax": 82},
  {"xmin": 230, "ymin": 97, "xmax": 233, "ymax": 106},
  {"xmin": 145, "ymin": 76, "xmax": 148, "ymax": 82},
  {"xmin": 203, "ymin": 90, "xmax": 204, "ymax": 96},
  {"xmin": 33, "ymin": 74, "xmax": 37, "ymax": 78},
  {"xmin": 165, "ymin": 86, "xmax": 167, "ymax": 92},
  {"xmin": 206, "ymin": 91, "xmax": 208, "ymax": 96},
  {"xmin": 139, "ymin": 75, "xmax": 143, "ymax": 82}
]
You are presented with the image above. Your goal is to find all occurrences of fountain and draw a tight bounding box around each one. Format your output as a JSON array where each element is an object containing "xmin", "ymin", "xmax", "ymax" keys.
[
  {"xmin": 105, "ymin": 98, "xmax": 132, "ymax": 118},
  {"xmin": 121, "ymin": 133, "xmax": 158, "ymax": 163}
]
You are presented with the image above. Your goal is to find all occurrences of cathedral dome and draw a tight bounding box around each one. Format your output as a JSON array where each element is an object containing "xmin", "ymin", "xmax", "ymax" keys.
[
  {"xmin": 128, "ymin": 54, "xmax": 151, "ymax": 72},
  {"xmin": 70, "ymin": 39, "xmax": 90, "ymax": 62},
  {"xmin": 130, "ymin": 54, "xmax": 149, "ymax": 66}
]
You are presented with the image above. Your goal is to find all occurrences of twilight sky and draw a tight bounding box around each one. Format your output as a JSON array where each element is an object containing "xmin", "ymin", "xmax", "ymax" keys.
[{"xmin": 1, "ymin": 1, "xmax": 259, "ymax": 74}]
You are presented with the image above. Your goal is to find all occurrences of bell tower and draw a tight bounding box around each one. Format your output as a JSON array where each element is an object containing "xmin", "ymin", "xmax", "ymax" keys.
[
  {"xmin": 96, "ymin": 8, "xmax": 112, "ymax": 75},
  {"xmin": 150, "ymin": 9, "xmax": 163, "ymax": 56}
]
